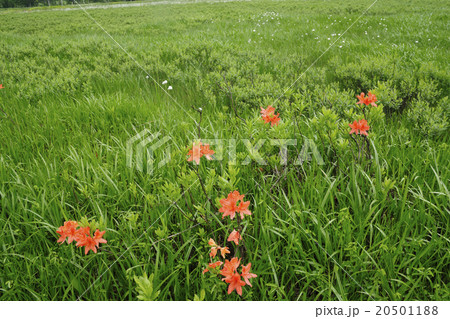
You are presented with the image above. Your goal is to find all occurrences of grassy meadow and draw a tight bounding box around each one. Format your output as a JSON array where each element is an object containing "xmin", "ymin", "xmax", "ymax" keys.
[{"xmin": 0, "ymin": 0, "xmax": 449, "ymax": 301}]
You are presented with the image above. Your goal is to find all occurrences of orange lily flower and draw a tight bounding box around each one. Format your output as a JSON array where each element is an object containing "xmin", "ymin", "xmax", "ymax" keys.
[
  {"xmin": 219, "ymin": 191, "xmax": 241, "ymax": 219},
  {"xmin": 208, "ymin": 237, "xmax": 230, "ymax": 258},
  {"xmin": 224, "ymin": 273, "xmax": 246, "ymax": 296},
  {"xmin": 93, "ymin": 229, "xmax": 107, "ymax": 247},
  {"xmin": 203, "ymin": 261, "xmax": 223, "ymax": 274},
  {"xmin": 264, "ymin": 113, "xmax": 280, "ymax": 127},
  {"xmin": 219, "ymin": 190, "xmax": 244, "ymax": 219},
  {"xmin": 348, "ymin": 120, "xmax": 360, "ymax": 135},
  {"xmin": 76, "ymin": 235, "xmax": 98, "ymax": 255},
  {"xmin": 75, "ymin": 229, "xmax": 106, "ymax": 255},
  {"xmin": 208, "ymin": 238, "xmax": 220, "ymax": 258},
  {"xmin": 227, "ymin": 229, "xmax": 241, "ymax": 246},
  {"xmin": 358, "ymin": 119, "xmax": 370, "ymax": 136},
  {"xmin": 356, "ymin": 92, "xmax": 378, "ymax": 107},
  {"xmin": 367, "ymin": 91, "xmax": 378, "ymax": 107},
  {"xmin": 356, "ymin": 92, "xmax": 369, "ymax": 105},
  {"xmin": 200, "ymin": 144, "xmax": 215, "ymax": 160},
  {"xmin": 241, "ymin": 263, "xmax": 257, "ymax": 286},
  {"xmin": 56, "ymin": 220, "xmax": 107, "ymax": 255},
  {"xmin": 187, "ymin": 141, "xmax": 215, "ymax": 164},
  {"xmin": 237, "ymin": 200, "xmax": 251, "ymax": 219},
  {"xmin": 220, "ymin": 257, "xmax": 241, "ymax": 281},
  {"xmin": 210, "ymin": 246, "xmax": 218, "ymax": 258},
  {"xmin": 220, "ymin": 246, "xmax": 230, "ymax": 258},
  {"xmin": 221, "ymin": 257, "xmax": 246, "ymax": 295},
  {"xmin": 349, "ymin": 119, "xmax": 370, "ymax": 136},
  {"xmin": 261, "ymin": 105, "xmax": 281, "ymax": 127},
  {"xmin": 74, "ymin": 226, "xmax": 91, "ymax": 242},
  {"xmin": 260, "ymin": 105, "xmax": 275, "ymax": 117},
  {"xmin": 219, "ymin": 191, "xmax": 251, "ymax": 220},
  {"xmin": 56, "ymin": 220, "xmax": 79, "ymax": 244}
]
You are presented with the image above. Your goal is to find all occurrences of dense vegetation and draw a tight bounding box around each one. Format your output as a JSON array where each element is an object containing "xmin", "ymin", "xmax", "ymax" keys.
[
  {"xmin": 0, "ymin": 0, "xmax": 134, "ymax": 9},
  {"xmin": 0, "ymin": 0, "xmax": 448, "ymax": 301}
]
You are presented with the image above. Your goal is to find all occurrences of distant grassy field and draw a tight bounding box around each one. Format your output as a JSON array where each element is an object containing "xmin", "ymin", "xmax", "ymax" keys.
[{"xmin": 0, "ymin": 0, "xmax": 449, "ymax": 301}]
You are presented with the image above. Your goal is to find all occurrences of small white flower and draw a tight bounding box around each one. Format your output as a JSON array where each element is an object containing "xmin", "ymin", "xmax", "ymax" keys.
[
  {"xmin": 415, "ymin": 40, "xmax": 419, "ymax": 43},
  {"xmin": 339, "ymin": 45, "xmax": 343, "ymax": 48},
  {"xmin": 146, "ymin": 75, "xmax": 149, "ymax": 79},
  {"xmin": 162, "ymin": 80, "xmax": 168, "ymax": 85},
  {"xmin": 198, "ymin": 108, "xmax": 202, "ymax": 111},
  {"xmin": 168, "ymin": 86, "xmax": 173, "ymax": 90}
]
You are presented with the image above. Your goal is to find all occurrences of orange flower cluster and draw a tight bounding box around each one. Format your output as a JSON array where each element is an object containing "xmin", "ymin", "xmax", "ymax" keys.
[
  {"xmin": 56, "ymin": 220, "xmax": 107, "ymax": 255},
  {"xmin": 221, "ymin": 257, "xmax": 257, "ymax": 296},
  {"xmin": 202, "ymin": 260, "xmax": 223, "ymax": 274},
  {"xmin": 203, "ymin": 246, "xmax": 257, "ymax": 296},
  {"xmin": 349, "ymin": 92, "xmax": 378, "ymax": 136},
  {"xmin": 208, "ymin": 238, "xmax": 230, "ymax": 259},
  {"xmin": 0, "ymin": 84, "xmax": 4, "ymax": 89},
  {"xmin": 356, "ymin": 91, "xmax": 377, "ymax": 107},
  {"xmin": 186, "ymin": 141, "xmax": 256, "ymax": 297},
  {"xmin": 203, "ymin": 190, "xmax": 256, "ymax": 296},
  {"xmin": 227, "ymin": 229, "xmax": 241, "ymax": 245},
  {"xmin": 260, "ymin": 105, "xmax": 280, "ymax": 127},
  {"xmin": 187, "ymin": 141, "xmax": 215, "ymax": 165},
  {"xmin": 219, "ymin": 190, "xmax": 251, "ymax": 220},
  {"xmin": 349, "ymin": 119, "xmax": 370, "ymax": 136}
]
